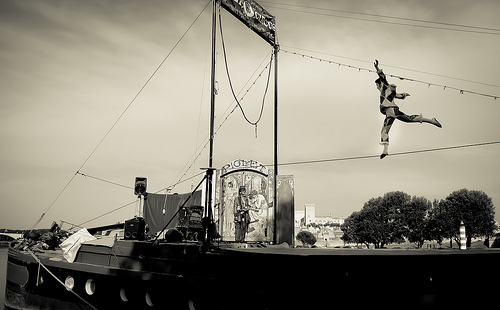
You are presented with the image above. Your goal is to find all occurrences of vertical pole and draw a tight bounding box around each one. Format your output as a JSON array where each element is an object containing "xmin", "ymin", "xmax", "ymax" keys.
[
  {"xmin": 204, "ymin": 0, "xmax": 217, "ymax": 246},
  {"xmin": 273, "ymin": 44, "xmax": 279, "ymax": 244},
  {"xmin": 209, "ymin": 0, "xmax": 217, "ymax": 169}
]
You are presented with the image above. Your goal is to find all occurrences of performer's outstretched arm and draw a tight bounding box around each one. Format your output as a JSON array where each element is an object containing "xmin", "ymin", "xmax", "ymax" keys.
[
  {"xmin": 374, "ymin": 59, "xmax": 387, "ymax": 85},
  {"xmin": 395, "ymin": 92, "xmax": 410, "ymax": 99}
]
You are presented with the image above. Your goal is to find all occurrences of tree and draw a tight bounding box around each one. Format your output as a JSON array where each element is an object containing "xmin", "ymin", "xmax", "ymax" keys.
[
  {"xmin": 341, "ymin": 211, "xmax": 374, "ymax": 248},
  {"xmin": 341, "ymin": 192, "xmax": 409, "ymax": 248},
  {"xmin": 424, "ymin": 199, "xmax": 455, "ymax": 246},
  {"xmin": 296, "ymin": 231, "xmax": 317, "ymax": 247},
  {"xmin": 340, "ymin": 211, "xmax": 359, "ymax": 245},
  {"xmin": 360, "ymin": 197, "xmax": 395, "ymax": 248},
  {"xmin": 400, "ymin": 196, "xmax": 432, "ymax": 248},
  {"xmin": 341, "ymin": 192, "xmax": 433, "ymax": 248},
  {"xmin": 432, "ymin": 189, "xmax": 496, "ymax": 247}
]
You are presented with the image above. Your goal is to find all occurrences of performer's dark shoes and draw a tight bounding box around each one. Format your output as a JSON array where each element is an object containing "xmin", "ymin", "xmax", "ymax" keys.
[
  {"xmin": 432, "ymin": 118, "xmax": 442, "ymax": 128},
  {"xmin": 380, "ymin": 153, "xmax": 388, "ymax": 159}
]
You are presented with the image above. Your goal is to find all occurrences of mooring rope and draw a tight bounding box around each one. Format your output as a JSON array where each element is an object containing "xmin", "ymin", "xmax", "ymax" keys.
[{"xmin": 26, "ymin": 248, "xmax": 98, "ymax": 310}]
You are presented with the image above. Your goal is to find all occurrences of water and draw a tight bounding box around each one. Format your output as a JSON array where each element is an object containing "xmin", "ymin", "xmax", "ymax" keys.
[{"xmin": 0, "ymin": 246, "xmax": 7, "ymax": 308}]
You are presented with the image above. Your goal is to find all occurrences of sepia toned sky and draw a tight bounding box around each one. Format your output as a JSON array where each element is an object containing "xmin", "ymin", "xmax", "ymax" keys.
[{"xmin": 1, "ymin": 0, "xmax": 499, "ymax": 229}]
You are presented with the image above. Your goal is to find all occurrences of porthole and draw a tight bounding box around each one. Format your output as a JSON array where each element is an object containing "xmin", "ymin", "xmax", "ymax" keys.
[
  {"xmin": 120, "ymin": 288, "xmax": 128, "ymax": 302},
  {"xmin": 145, "ymin": 292, "xmax": 154, "ymax": 307},
  {"xmin": 85, "ymin": 279, "xmax": 96, "ymax": 295},
  {"xmin": 188, "ymin": 299, "xmax": 196, "ymax": 310},
  {"xmin": 64, "ymin": 276, "xmax": 74, "ymax": 291}
]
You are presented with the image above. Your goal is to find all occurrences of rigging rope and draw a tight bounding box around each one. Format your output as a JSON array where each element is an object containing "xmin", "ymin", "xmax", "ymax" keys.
[
  {"xmin": 262, "ymin": 2, "xmax": 500, "ymax": 36},
  {"xmin": 281, "ymin": 49, "xmax": 500, "ymax": 100},
  {"xmin": 27, "ymin": 249, "xmax": 98, "ymax": 310},
  {"xmin": 262, "ymin": 2, "xmax": 500, "ymax": 33},
  {"xmin": 29, "ymin": 1, "xmax": 212, "ymax": 230},
  {"xmin": 169, "ymin": 53, "xmax": 274, "ymax": 190},
  {"xmin": 219, "ymin": 7, "xmax": 274, "ymax": 127},
  {"xmin": 77, "ymin": 172, "xmax": 133, "ymax": 190}
]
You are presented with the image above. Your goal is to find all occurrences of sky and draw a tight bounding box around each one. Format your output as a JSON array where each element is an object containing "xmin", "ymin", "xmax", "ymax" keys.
[{"xmin": 1, "ymin": 0, "xmax": 499, "ymax": 230}]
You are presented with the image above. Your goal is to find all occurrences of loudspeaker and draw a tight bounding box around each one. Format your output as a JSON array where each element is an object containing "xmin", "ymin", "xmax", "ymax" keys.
[
  {"xmin": 134, "ymin": 177, "xmax": 147, "ymax": 195},
  {"xmin": 124, "ymin": 217, "xmax": 145, "ymax": 240}
]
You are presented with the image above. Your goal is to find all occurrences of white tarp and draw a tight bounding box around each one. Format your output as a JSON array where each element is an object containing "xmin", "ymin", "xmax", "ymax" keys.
[{"xmin": 59, "ymin": 228, "xmax": 96, "ymax": 263}]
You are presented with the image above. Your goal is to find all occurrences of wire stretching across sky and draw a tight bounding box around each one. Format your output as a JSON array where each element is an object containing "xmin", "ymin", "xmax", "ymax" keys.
[
  {"xmin": 281, "ymin": 45, "xmax": 500, "ymax": 90},
  {"xmin": 29, "ymin": 1, "xmax": 213, "ymax": 230},
  {"xmin": 281, "ymin": 49, "xmax": 500, "ymax": 100},
  {"xmin": 76, "ymin": 140, "xmax": 500, "ymax": 213},
  {"xmin": 76, "ymin": 140, "xmax": 500, "ymax": 198},
  {"xmin": 261, "ymin": 1, "xmax": 500, "ymax": 36}
]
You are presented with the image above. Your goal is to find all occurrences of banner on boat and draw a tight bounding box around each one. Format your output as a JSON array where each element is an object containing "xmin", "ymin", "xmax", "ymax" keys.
[
  {"xmin": 220, "ymin": 0, "xmax": 276, "ymax": 46},
  {"xmin": 218, "ymin": 159, "xmax": 274, "ymax": 242},
  {"xmin": 276, "ymin": 175, "xmax": 294, "ymax": 245}
]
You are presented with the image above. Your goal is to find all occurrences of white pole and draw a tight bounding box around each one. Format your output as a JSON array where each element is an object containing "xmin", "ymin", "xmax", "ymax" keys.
[{"xmin": 460, "ymin": 221, "xmax": 467, "ymax": 250}]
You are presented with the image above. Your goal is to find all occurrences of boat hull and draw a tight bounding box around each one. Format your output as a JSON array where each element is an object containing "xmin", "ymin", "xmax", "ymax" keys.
[
  {"xmin": 5, "ymin": 242, "xmax": 203, "ymax": 309},
  {"xmin": 6, "ymin": 241, "xmax": 500, "ymax": 309}
]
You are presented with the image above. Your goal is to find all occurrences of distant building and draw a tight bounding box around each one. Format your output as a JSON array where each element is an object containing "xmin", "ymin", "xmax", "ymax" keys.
[
  {"xmin": 315, "ymin": 216, "xmax": 345, "ymax": 226},
  {"xmin": 315, "ymin": 216, "xmax": 334, "ymax": 225},
  {"xmin": 294, "ymin": 204, "xmax": 347, "ymax": 247},
  {"xmin": 304, "ymin": 204, "xmax": 316, "ymax": 225},
  {"xmin": 295, "ymin": 204, "xmax": 345, "ymax": 227}
]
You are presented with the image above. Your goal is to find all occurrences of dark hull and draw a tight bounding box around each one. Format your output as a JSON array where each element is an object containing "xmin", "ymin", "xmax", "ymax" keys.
[{"xmin": 6, "ymin": 240, "xmax": 500, "ymax": 309}]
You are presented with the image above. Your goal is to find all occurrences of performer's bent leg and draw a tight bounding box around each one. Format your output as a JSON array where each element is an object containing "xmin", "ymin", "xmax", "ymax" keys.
[
  {"xmin": 396, "ymin": 112, "xmax": 442, "ymax": 128},
  {"xmin": 418, "ymin": 115, "xmax": 442, "ymax": 127}
]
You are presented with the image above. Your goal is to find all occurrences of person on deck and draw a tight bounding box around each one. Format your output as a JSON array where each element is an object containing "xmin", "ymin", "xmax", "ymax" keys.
[
  {"xmin": 234, "ymin": 186, "xmax": 250, "ymax": 242},
  {"xmin": 374, "ymin": 59, "xmax": 442, "ymax": 159}
]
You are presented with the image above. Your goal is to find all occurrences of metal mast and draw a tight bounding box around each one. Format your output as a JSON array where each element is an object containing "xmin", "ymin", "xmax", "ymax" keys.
[
  {"xmin": 273, "ymin": 43, "xmax": 278, "ymax": 243},
  {"xmin": 209, "ymin": 0, "xmax": 217, "ymax": 169},
  {"xmin": 202, "ymin": 0, "xmax": 218, "ymax": 245}
]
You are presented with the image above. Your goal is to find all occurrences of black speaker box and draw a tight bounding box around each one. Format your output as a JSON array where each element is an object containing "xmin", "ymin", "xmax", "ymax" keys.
[{"xmin": 124, "ymin": 217, "xmax": 145, "ymax": 240}]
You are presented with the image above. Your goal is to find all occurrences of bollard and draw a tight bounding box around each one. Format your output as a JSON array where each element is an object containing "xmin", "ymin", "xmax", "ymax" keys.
[{"xmin": 460, "ymin": 221, "xmax": 466, "ymax": 250}]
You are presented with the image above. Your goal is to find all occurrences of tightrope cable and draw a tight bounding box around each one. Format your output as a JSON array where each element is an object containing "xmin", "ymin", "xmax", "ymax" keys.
[{"xmin": 276, "ymin": 141, "xmax": 500, "ymax": 167}]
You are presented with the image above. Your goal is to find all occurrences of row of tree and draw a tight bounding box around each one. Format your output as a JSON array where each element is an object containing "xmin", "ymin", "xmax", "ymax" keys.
[{"xmin": 340, "ymin": 189, "xmax": 497, "ymax": 248}]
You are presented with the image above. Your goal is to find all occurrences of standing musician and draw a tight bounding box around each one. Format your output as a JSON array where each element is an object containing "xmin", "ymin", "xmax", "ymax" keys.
[{"xmin": 234, "ymin": 186, "xmax": 250, "ymax": 242}]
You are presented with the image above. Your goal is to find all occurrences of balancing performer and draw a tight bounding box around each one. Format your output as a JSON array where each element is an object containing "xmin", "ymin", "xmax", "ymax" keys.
[{"xmin": 374, "ymin": 60, "xmax": 442, "ymax": 159}]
